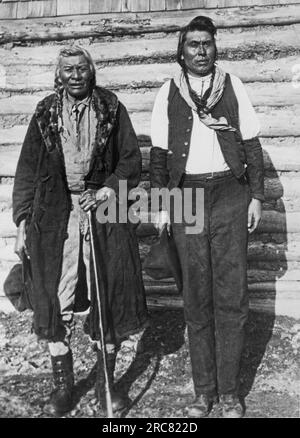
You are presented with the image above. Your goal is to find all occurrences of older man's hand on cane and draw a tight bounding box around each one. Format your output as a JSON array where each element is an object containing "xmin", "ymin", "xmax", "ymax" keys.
[{"xmin": 79, "ymin": 187, "xmax": 114, "ymax": 211}]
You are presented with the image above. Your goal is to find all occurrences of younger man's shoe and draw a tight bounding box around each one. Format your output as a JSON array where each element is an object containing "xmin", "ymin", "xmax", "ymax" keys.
[
  {"xmin": 220, "ymin": 394, "xmax": 244, "ymax": 418},
  {"xmin": 187, "ymin": 394, "xmax": 216, "ymax": 418}
]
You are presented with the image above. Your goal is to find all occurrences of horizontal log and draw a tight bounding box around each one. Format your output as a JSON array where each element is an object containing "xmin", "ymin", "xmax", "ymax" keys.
[
  {"xmin": 1, "ymin": 291, "xmax": 297, "ymax": 317},
  {"xmin": 248, "ymin": 269, "xmax": 300, "ymax": 283},
  {"xmin": 143, "ymin": 269, "xmax": 300, "ymax": 284},
  {"xmin": 134, "ymin": 180, "xmax": 298, "ymax": 212},
  {"xmin": 0, "ymin": 297, "xmax": 17, "ymax": 314},
  {"xmin": 0, "ymin": 56, "xmax": 297, "ymax": 95},
  {"xmin": 0, "ymin": 244, "xmax": 18, "ymax": 263},
  {"xmin": 141, "ymin": 143, "xmax": 300, "ymax": 174},
  {"xmin": 136, "ymin": 210, "xmax": 300, "ymax": 237},
  {"xmin": 130, "ymin": 108, "xmax": 300, "ymax": 138},
  {"xmin": 74, "ymin": 55, "xmax": 300, "ymax": 86},
  {"xmin": 258, "ymin": 211, "xmax": 300, "ymax": 233},
  {"xmin": 0, "ymin": 211, "xmax": 15, "ymax": 238},
  {"xmin": 264, "ymin": 176, "xmax": 300, "ymax": 202},
  {"xmin": 1, "ymin": 254, "xmax": 300, "ymax": 291},
  {"xmin": 0, "ymin": 184, "xmax": 13, "ymax": 202},
  {"xmin": 0, "ymin": 236, "xmax": 14, "ymax": 251},
  {"xmin": 1, "ymin": 24, "xmax": 300, "ymax": 70},
  {"xmin": 127, "ymin": 175, "xmax": 300, "ymax": 209},
  {"xmin": 0, "ymin": 83, "xmax": 299, "ymax": 125},
  {"xmin": 2, "ymin": 146, "xmax": 300, "ymax": 206},
  {"xmin": 0, "ymin": 241, "xmax": 293, "ymax": 275},
  {"xmin": 143, "ymin": 239, "xmax": 300, "ymax": 271},
  {"xmin": 2, "ymin": 157, "xmax": 300, "ymax": 212},
  {"xmin": 249, "ymin": 231, "xmax": 300, "ymax": 245},
  {"xmin": 4, "ymin": 189, "xmax": 300, "ymax": 221},
  {"xmin": 136, "ymin": 136, "xmax": 300, "ymax": 154},
  {"xmin": 2, "ymin": 206, "xmax": 300, "ymax": 239},
  {"xmin": 256, "ymin": 262, "xmax": 300, "ymax": 276},
  {"xmin": 249, "ymin": 281, "xmax": 300, "ymax": 294},
  {"xmin": 0, "ymin": 145, "xmax": 21, "ymax": 177},
  {"xmin": 249, "ymin": 297, "xmax": 300, "ymax": 318},
  {"xmin": 120, "ymin": 83, "xmax": 300, "ymax": 111},
  {"xmin": 263, "ymin": 199, "xmax": 300, "ymax": 214},
  {"xmin": 2, "ymin": 252, "xmax": 291, "ymax": 289},
  {"xmin": 2, "ymin": 84, "xmax": 300, "ymax": 128},
  {"xmin": 248, "ymin": 240, "xmax": 300, "ymax": 262},
  {"xmin": 0, "ymin": 92, "xmax": 47, "ymax": 116},
  {"xmin": 144, "ymin": 278, "xmax": 300, "ymax": 295},
  {"xmin": 144, "ymin": 287, "xmax": 300, "ymax": 318},
  {"xmin": 0, "ymin": 105, "xmax": 299, "ymax": 153},
  {"xmin": 0, "ymin": 126, "xmax": 26, "ymax": 146},
  {"xmin": 139, "ymin": 235, "xmax": 300, "ymax": 257},
  {"xmin": 0, "ymin": 145, "xmax": 300, "ymax": 204},
  {"xmin": 140, "ymin": 238, "xmax": 300, "ymax": 265},
  {"xmin": 1, "ymin": 236, "xmax": 298, "ymax": 268},
  {"xmin": 2, "ymin": 127, "xmax": 299, "ymax": 158},
  {"xmin": 262, "ymin": 145, "xmax": 300, "ymax": 173},
  {"xmin": 1, "ymin": 5, "xmax": 300, "ymax": 44}
]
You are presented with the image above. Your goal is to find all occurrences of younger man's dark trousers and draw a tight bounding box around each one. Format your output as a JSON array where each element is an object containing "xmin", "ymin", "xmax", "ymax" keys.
[{"xmin": 172, "ymin": 172, "xmax": 250, "ymax": 397}]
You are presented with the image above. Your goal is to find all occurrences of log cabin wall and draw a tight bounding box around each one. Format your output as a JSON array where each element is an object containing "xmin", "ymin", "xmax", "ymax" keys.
[
  {"xmin": 0, "ymin": 0, "xmax": 300, "ymax": 316},
  {"xmin": 1, "ymin": 1, "xmax": 300, "ymax": 19}
]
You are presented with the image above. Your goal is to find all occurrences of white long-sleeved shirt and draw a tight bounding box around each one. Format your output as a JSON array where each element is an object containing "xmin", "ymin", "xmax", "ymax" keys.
[{"xmin": 151, "ymin": 73, "xmax": 260, "ymax": 174}]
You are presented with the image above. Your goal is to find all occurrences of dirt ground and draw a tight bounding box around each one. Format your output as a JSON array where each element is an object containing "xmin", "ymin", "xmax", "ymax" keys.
[{"xmin": 0, "ymin": 308, "xmax": 299, "ymax": 419}]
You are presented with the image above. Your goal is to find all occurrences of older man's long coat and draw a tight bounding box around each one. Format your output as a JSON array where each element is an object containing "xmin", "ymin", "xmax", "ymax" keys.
[{"xmin": 12, "ymin": 86, "xmax": 148, "ymax": 342}]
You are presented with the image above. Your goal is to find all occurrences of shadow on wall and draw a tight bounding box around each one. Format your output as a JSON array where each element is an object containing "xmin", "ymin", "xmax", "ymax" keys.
[{"xmin": 240, "ymin": 148, "xmax": 288, "ymax": 397}]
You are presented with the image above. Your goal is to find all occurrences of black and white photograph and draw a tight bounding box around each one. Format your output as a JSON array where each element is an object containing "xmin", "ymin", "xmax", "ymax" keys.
[{"xmin": 0, "ymin": 0, "xmax": 299, "ymax": 421}]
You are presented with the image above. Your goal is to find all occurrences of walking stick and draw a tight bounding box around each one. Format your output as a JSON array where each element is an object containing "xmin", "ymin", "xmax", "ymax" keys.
[{"xmin": 87, "ymin": 209, "xmax": 114, "ymax": 418}]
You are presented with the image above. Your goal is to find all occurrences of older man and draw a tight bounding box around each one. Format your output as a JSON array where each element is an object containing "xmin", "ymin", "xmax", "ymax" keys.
[
  {"xmin": 150, "ymin": 16, "xmax": 264, "ymax": 418},
  {"xmin": 13, "ymin": 46, "xmax": 148, "ymax": 415}
]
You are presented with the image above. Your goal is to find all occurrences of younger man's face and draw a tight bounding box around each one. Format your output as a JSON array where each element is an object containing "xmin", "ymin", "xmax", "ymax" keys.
[
  {"xmin": 182, "ymin": 30, "xmax": 216, "ymax": 77},
  {"xmin": 59, "ymin": 55, "xmax": 93, "ymax": 100}
]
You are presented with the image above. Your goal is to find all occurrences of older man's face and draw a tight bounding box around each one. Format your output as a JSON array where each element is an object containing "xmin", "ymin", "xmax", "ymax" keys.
[
  {"xmin": 183, "ymin": 30, "xmax": 216, "ymax": 77},
  {"xmin": 59, "ymin": 55, "xmax": 93, "ymax": 99}
]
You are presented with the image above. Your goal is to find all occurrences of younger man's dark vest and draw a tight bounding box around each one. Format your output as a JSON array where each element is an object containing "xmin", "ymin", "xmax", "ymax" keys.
[{"xmin": 167, "ymin": 74, "xmax": 246, "ymax": 189}]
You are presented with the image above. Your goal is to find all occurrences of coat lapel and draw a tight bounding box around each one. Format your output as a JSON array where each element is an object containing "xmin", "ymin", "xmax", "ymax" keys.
[
  {"xmin": 88, "ymin": 86, "xmax": 119, "ymax": 173},
  {"xmin": 34, "ymin": 87, "xmax": 119, "ymax": 176},
  {"xmin": 35, "ymin": 93, "xmax": 67, "ymax": 175}
]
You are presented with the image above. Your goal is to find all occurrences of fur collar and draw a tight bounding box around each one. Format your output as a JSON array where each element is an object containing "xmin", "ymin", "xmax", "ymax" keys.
[{"xmin": 34, "ymin": 86, "xmax": 119, "ymax": 156}]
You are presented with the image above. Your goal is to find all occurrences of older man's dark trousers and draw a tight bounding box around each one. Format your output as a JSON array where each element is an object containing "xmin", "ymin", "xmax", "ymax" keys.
[{"xmin": 171, "ymin": 172, "xmax": 250, "ymax": 397}]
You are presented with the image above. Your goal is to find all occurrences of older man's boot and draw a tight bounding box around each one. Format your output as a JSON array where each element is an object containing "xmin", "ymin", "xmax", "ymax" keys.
[
  {"xmin": 44, "ymin": 350, "xmax": 74, "ymax": 416},
  {"xmin": 96, "ymin": 349, "xmax": 127, "ymax": 413}
]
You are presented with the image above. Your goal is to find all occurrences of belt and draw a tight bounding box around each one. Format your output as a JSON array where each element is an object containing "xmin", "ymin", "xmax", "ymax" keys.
[{"xmin": 184, "ymin": 170, "xmax": 233, "ymax": 182}]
